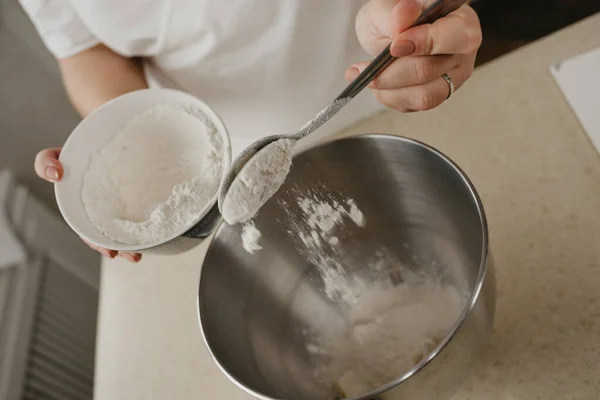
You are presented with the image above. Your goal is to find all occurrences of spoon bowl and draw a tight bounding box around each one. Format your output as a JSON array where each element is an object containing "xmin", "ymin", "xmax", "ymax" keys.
[
  {"xmin": 217, "ymin": 134, "xmax": 284, "ymax": 211},
  {"xmin": 217, "ymin": 98, "xmax": 351, "ymax": 216}
]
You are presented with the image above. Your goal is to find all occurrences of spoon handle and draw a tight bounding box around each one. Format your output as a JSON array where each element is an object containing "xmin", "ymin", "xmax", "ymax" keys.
[{"xmin": 336, "ymin": 0, "xmax": 468, "ymax": 100}]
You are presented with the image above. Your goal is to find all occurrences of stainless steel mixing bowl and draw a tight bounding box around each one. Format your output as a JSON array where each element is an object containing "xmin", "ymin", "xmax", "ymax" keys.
[{"xmin": 198, "ymin": 134, "xmax": 496, "ymax": 400}]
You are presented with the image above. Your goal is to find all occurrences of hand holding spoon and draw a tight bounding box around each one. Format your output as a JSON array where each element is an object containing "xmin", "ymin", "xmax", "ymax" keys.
[{"xmin": 218, "ymin": 0, "xmax": 468, "ymax": 225}]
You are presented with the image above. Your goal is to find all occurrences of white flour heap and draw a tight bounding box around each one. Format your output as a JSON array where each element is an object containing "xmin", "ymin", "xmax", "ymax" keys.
[
  {"xmin": 81, "ymin": 103, "xmax": 224, "ymax": 245},
  {"xmin": 221, "ymin": 138, "xmax": 295, "ymax": 225},
  {"xmin": 311, "ymin": 278, "xmax": 465, "ymax": 398}
]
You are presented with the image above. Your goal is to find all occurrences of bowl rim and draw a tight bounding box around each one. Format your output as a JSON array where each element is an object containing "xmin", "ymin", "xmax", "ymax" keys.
[
  {"xmin": 196, "ymin": 133, "xmax": 491, "ymax": 400},
  {"xmin": 55, "ymin": 88, "xmax": 232, "ymax": 251}
]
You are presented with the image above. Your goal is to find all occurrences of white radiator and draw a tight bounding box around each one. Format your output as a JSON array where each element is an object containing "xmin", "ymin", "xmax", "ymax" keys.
[{"xmin": 0, "ymin": 170, "xmax": 100, "ymax": 400}]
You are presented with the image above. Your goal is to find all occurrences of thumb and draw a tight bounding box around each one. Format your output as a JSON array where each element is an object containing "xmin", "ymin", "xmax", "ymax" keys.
[{"xmin": 356, "ymin": 0, "xmax": 425, "ymax": 56}]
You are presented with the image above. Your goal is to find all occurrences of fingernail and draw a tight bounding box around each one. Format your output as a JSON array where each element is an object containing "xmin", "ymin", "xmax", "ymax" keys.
[
  {"xmin": 128, "ymin": 253, "xmax": 142, "ymax": 262},
  {"xmin": 121, "ymin": 253, "xmax": 138, "ymax": 263},
  {"xmin": 391, "ymin": 40, "xmax": 416, "ymax": 57},
  {"xmin": 44, "ymin": 166, "xmax": 59, "ymax": 182},
  {"xmin": 101, "ymin": 249, "xmax": 115, "ymax": 258}
]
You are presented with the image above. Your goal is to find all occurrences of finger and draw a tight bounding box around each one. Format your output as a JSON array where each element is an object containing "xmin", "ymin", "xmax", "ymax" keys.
[
  {"xmin": 392, "ymin": 0, "xmax": 430, "ymax": 34},
  {"xmin": 345, "ymin": 40, "xmax": 416, "ymax": 83},
  {"xmin": 372, "ymin": 61, "xmax": 473, "ymax": 112},
  {"xmin": 119, "ymin": 252, "xmax": 142, "ymax": 263},
  {"xmin": 347, "ymin": 54, "xmax": 462, "ymax": 90},
  {"xmin": 392, "ymin": 5, "xmax": 482, "ymax": 56},
  {"xmin": 81, "ymin": 238, "xmax": 118, "ymax": 259},
  {"xmin": 34, "ymin": 147, "xmax": 64, "ymax": 182},
  {"xmin": 356, "ymin": 0, "xmax": 425, "ymax": 56}
]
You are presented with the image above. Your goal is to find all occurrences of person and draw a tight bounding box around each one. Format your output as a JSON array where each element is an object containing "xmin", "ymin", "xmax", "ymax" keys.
[{"xmin": 22, "ymin": 0, "xmax": 482, "ymax": 262}]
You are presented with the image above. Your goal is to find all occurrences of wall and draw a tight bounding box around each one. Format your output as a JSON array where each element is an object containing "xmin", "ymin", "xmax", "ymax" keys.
[{"xmin": 0, "ymin": 0, "xmax": 81, "ymax": 209}]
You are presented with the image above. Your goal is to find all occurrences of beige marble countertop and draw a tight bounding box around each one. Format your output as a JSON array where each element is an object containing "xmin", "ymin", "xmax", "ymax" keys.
[{"xmin": 95, "ymin": 14, "xmax": 600, "ymax": 400}]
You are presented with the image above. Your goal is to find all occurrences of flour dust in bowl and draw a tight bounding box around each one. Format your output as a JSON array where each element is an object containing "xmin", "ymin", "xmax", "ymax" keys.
[{"xmin": 198, "ymin": 135, "xmax": 496, "ymax": 400}]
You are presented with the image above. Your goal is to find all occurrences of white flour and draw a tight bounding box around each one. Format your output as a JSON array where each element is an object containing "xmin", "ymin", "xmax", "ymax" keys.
[
  {"xmin": 280, "ymin": 191, "xmax": 367, "ymax": 301},
  {"xmin": 295, "ymin": 195, "xmax": 367, "ymax": 298},
  {"xmin": 222, "ymin": 138, "xmax": 295, "ymax": 225},
  {"xmin": 81, "ymin": 103, "xmax": 224, "ymax": 245},
  {"xmin": 281, "ymin": 189, "xmax": 464, "ymax": 397},
  {"xmin": 239, "ymin": 182, "xmax": 462, "ymax": 398},
  {"xmin": 299, "ymin": 197, "xmax": 365, "ymax": 234},
  {"xmin": 241, "ymin": 222, "xmax": 262, "ymax": 254},
  {"xmin": 312, "ymin": 278, "xmax": 465, "ymax": 398},
  {"xmin": 347, "ymin": 199, "xmax": 365, "ymax": 227},
  {"xmin": 236, "ymin": 183, "xmax": 463, "ymax": 397}
]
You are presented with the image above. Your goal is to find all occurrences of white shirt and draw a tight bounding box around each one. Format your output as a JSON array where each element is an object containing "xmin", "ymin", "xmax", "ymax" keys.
[{"xmin": 20, "ymin": 0, "xmax": 384, "ymax": 155}]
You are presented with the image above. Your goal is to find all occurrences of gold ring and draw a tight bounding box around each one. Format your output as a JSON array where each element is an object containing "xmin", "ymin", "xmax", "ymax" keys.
[{"xmin": 442, "ymin": 73, "xmax": 455, "ymax": 99}]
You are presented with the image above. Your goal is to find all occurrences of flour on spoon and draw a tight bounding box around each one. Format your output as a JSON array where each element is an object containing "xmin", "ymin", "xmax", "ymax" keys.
[{"xmin": 221, "ymin": 138, "xmax": 295, "ymax": 224}]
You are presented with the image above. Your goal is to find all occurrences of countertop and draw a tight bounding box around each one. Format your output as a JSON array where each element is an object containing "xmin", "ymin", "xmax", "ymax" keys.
[{"xmin": 95, "ymin": 14, "xmax": 600, "ymax": 400}]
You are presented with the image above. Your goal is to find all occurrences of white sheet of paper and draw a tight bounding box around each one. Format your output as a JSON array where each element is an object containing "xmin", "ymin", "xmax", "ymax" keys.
[{"xmin": 550, "ymin": 46, "xmax": 600, "ymax": 150}]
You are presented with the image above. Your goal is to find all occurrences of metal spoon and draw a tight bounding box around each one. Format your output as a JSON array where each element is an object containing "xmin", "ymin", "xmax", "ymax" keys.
[{"xmin": 218, "ymin": 0, "xmax": 467, "ymax": 217}]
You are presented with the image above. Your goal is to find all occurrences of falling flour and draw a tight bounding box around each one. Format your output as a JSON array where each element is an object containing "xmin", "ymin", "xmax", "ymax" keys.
[
  {"xmin": 311, "ymin": 278, "xmax": 465, "ymax": 398},
  {"xmin": 81, "ymin": 103, "xmax": 224, "ymax": 245},
  {"xmin": 241, "ymin": 222, "xmax": 262, "ymax": 254},
  {"xmin": 221, "ymin": 138, "xmax": 295, "ymax": 225},
  {"xmin": 280, "ymin": 191, "xmax": 368, "ymax": 301},
  {"xmin": 299, "ymin": 197, "xmax": 365, "ymax": 234}
]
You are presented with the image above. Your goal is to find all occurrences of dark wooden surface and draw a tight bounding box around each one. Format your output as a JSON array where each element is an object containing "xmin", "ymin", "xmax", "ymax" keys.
[{"xmin": 472, "ymin": 0, "xmax": 600, "ymax": 65}]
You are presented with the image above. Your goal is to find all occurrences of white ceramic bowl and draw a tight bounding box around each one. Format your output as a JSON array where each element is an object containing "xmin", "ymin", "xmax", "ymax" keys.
[{"xmin": 55, "ymin": 88, "xmax": 231, "ymax": 253}]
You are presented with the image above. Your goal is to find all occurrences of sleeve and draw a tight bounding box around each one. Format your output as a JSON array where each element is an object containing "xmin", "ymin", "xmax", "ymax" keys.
[{"xmin": 18, "ymin": 0, "xmax": 100, "ymax": 59}]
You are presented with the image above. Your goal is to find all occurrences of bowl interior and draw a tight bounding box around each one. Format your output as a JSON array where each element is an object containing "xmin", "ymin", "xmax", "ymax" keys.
[
  {"xmin": 199, "ymin": 135, "xmax": 487, "ymax": 400},
  {"xmin": 55, "ymin": 88, "xmax": 231, "ymax": 251}
]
